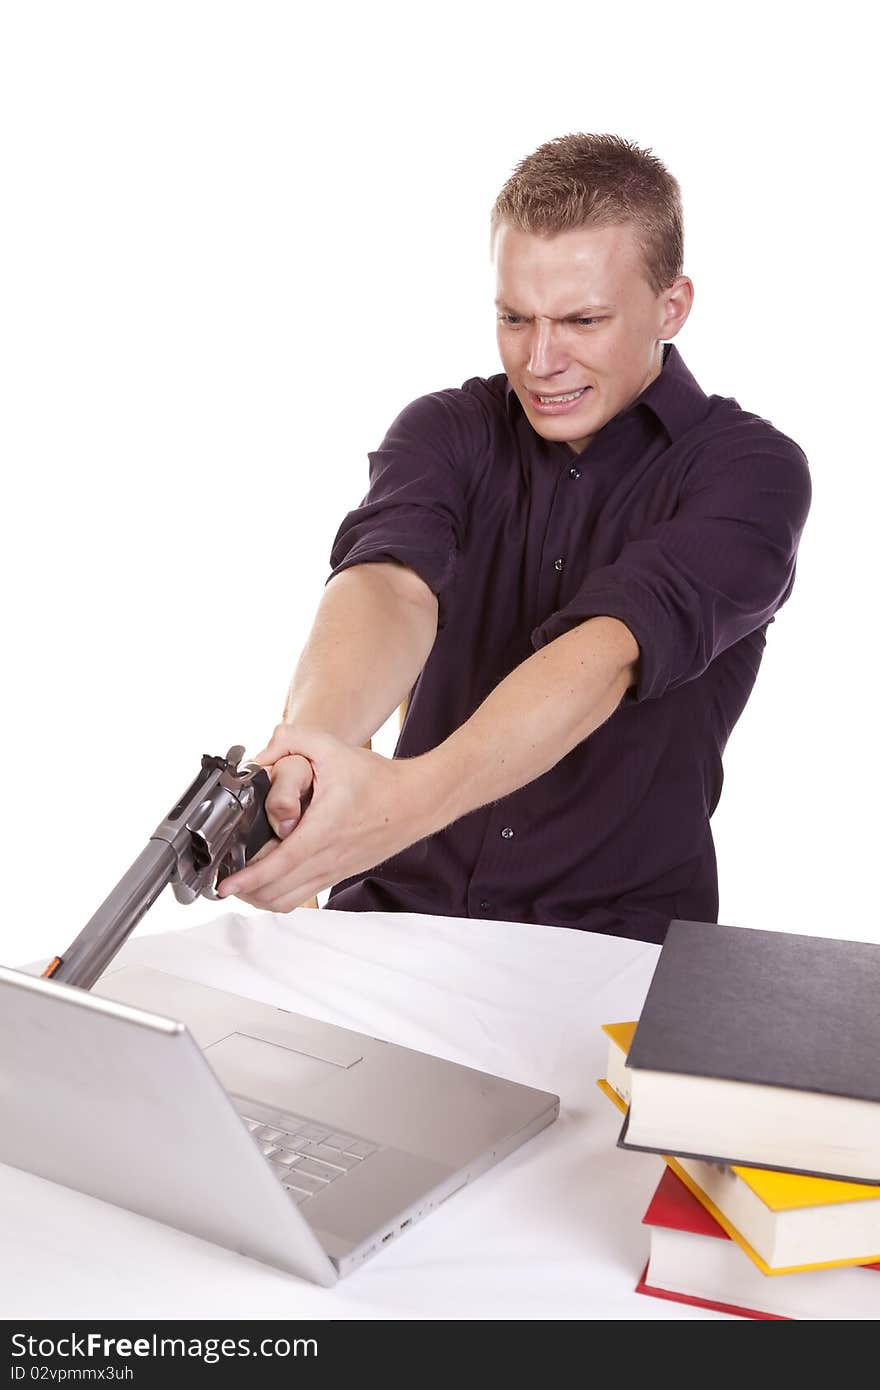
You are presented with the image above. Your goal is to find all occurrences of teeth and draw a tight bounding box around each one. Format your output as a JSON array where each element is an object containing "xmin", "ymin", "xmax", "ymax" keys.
[{"xmin": 538, "ymin": 388, "xmax": 586, "ymax": 404}]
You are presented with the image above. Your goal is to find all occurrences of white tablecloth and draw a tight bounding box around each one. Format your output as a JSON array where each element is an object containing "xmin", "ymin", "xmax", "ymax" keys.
[{"xmin": 2, "ymin": 907, "xmax": 730, "ymax": 1320}]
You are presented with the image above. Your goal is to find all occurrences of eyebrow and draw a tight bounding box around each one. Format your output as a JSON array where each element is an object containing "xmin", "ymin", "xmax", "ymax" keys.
[{"xmin": 494, "ymin": 301, "xmax": 615, "ymax": 316}]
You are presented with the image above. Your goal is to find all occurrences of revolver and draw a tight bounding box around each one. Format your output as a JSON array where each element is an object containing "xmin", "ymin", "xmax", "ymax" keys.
[{"xmin": 42, "ymin": 745, "xmax": 276, "ymax": 990}]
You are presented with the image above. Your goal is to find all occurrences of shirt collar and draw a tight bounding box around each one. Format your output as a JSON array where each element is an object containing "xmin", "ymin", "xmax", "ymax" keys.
[{"xmin": 504, "ymin": 342, "xmax": 709, "ymax": 443}]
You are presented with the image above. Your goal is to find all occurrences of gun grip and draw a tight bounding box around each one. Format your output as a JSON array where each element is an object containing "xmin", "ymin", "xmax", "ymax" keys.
[{"xmin": 244, "ymin": 767, "xmax": 275, "ymax": 861}]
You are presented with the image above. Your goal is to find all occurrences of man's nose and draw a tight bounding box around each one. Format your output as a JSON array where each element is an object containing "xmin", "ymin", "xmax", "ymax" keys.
[{"xmin": 527, "ymin": 321, "xmax": 569, "ymax": 380}]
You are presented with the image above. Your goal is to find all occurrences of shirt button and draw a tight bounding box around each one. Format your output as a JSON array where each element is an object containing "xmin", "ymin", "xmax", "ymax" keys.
[
  {"xmin": 479, "ymin": 899, "xmax": 490, "ymax": 911},
  {"xmin": 554, "ymin": 557, "xmax": 565, "ymax": 572},
  {"xmin": 569, "ymin": 466, "xmax": 581, "ymax": 480},
  {"xmin": 500, "ymin": 827, "xmax": 514, "ymax": 839}
]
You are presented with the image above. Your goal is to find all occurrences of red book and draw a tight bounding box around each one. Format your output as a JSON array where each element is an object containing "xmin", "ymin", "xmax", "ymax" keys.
[{"xmin": 637, "ymin": 1166, "xmax": 880, "ymax": 1321}]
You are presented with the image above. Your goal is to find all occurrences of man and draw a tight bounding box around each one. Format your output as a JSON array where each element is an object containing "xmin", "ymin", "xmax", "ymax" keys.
[{"xmin": 218, "ymin": 133, "xmax": 811, "ymax": 944}]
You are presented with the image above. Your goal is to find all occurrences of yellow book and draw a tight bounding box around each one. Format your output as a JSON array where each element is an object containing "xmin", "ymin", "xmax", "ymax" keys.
[{"xmin": 599, "ymin": 1021, "xmax": 880, "ymax": 1276}]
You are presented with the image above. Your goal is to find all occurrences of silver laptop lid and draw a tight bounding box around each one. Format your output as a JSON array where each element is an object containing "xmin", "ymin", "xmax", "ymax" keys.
[{"xmin": 0, "ymin": 963, "xmax": 337, "ymax": 1286}]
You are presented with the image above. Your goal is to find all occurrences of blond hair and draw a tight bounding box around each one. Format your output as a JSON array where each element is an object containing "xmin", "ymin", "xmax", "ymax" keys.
[{"xmin": 491, "ymin": 133, "xmax": 683, "ymax": 296}]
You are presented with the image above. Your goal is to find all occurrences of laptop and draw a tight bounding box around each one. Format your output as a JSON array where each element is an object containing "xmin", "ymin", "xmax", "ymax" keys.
[{"xmin": 0, "ymin": 961, "xmax": 559, "ymax": 1285}]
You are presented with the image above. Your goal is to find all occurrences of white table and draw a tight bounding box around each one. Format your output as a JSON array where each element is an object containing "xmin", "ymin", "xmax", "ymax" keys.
[{"xmin": 2, "ymin": 907, "xmax": 730, "ymax": 1320}]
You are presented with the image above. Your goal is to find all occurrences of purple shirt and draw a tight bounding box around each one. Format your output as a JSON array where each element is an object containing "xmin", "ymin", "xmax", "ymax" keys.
[{"xmin": 325, "ymin": 344, "xmax": 811, "ymax": 943}]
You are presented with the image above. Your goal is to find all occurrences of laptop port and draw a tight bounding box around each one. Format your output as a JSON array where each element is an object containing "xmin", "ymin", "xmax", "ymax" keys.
[
  {"xmin": 400, "ymin": 1218, "xmax": 412, "ymax": 1228},
  {"xmin": 382, "ymin": 1231, "xmax": 393, "ymax": 1242}
]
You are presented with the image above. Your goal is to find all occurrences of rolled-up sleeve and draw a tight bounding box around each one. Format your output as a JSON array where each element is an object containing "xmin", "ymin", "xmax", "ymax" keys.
[
  {"xmin": 329, "ymin": 390, "xmax": 479, "ymax": 628},
  {"xmin": 531, "ymin": 431, "xmax": 812, "ymax": 701}
]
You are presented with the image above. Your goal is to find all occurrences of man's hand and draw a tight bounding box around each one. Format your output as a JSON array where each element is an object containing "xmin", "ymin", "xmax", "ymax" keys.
[{"xmin": 218, "ymin": 727, "xmax": 437, "ymax": 912}]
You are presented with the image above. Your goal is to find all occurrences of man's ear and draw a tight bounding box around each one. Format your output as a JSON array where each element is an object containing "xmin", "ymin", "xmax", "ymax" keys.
[{"xmin": 659, "ymin": 275, "xmax": 694, "ymax": 340}]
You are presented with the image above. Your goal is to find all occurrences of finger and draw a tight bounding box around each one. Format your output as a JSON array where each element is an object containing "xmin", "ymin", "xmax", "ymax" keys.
[
  {"xmin": 268, "ymin": 882, "xmax": 328, "ymax": 914},
  {"xmin": 221, "ymin": 840, "xmax": 335, "ymax": 908},
  {"xmin": 265, "ymin": 755, "xmax": 314, "ymax": 837},
  {"xmin": 245, "ymin": 839, "xmax": 278, "ymax": 864},
  {"xmin": 218, "ymin": 818, "xmax": 320, "ymax": 899},
  {"xmin": 244, "ymin": 866, "xmax": 331, "ymax": 913},
  {"xmin": 233, "ymin": 877, "xmax": 326, "ymax": 914},
  {"xmin": 250, "ymin": 725, "xmax": 329, "ymax": 768},
  {"xmin": 225, "ymin": 870, "xmax": 320, "ymax": 911},
  {"xmin": 244, "ymin": 728, "xmax": 298, "ymax": 768},
  {"xmin": 249, "ymin": 746, "xmax": 277, "ymax": 767},
  {"xmin": 216, "ymin": 834, "xmax": 281, "ymax": 899}
]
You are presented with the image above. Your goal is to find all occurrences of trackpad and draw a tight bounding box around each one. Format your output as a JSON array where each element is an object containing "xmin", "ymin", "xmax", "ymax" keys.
[{"xmin": 205, "ymin": 1032, "xmax": 341, "ymax": 1109}]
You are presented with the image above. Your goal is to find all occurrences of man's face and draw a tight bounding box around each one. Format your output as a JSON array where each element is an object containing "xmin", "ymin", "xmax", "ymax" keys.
[{"xmin": 494, "ymin": 221, "xmax": 690, "ymax": 454}]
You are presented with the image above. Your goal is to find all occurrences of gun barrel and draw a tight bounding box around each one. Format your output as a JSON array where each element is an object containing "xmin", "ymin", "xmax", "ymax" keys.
[
  {"xmin": 43, "ymin": 841, "xmax": 177, "ymax": 990},
  {"xmin": 41, "ymin": 746, "xmax": 273, "ymax": 990}
]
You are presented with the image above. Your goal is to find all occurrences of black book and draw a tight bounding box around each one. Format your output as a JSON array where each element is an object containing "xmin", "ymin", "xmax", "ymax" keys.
[{"xmin": 617, "ymin": 919, "xmax": 880, "ymax": 1185}]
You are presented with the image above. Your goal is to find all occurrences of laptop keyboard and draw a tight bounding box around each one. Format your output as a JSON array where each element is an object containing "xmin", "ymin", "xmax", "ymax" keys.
[{"xmin": 235, "ymin": 1099, "xmax": 378, "ymax": 1205}]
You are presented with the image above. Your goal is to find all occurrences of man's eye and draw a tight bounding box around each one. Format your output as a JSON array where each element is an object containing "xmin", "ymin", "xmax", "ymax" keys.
[
  {"xmin": 498, "ymin": 313, "xmax": 525, "ymax": 326},
  {"xmin": 575, "ymin": 317, "xmax": 601, "ymax": 327}
]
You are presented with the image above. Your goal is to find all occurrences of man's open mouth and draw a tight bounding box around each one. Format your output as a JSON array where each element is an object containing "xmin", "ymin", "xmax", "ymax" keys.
[
  {"xmin": 528, "ymin": 386, "xmax": 592, "ymax": 412},
  {"xmin": 537, "ymin": 388, "xmax": 586, "ymax": 403}
]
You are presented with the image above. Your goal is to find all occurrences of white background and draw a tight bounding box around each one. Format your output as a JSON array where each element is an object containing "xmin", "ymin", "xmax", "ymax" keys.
[{"xmin": 1, "ymin": 0, "xmax": 876, "ymax": 968}]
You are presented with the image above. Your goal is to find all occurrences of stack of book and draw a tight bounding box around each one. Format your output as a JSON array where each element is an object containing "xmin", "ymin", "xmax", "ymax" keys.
[{"xmin": 598, "ymin": 920, "xmax": 880, "ymax": 1320}]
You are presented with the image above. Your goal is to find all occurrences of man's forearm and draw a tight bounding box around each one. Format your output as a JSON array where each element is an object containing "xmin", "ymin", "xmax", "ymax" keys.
[
  {"xmin": 218, "ymin": 614, "xmax": 640, "ymax": 912},
  {"xmin": 418, "ymin": 616, "xmax": 639, "ymax": 830},
  {"xmin": 283, "ymin": 562, "xmax": 438, "ymax": 746}
]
